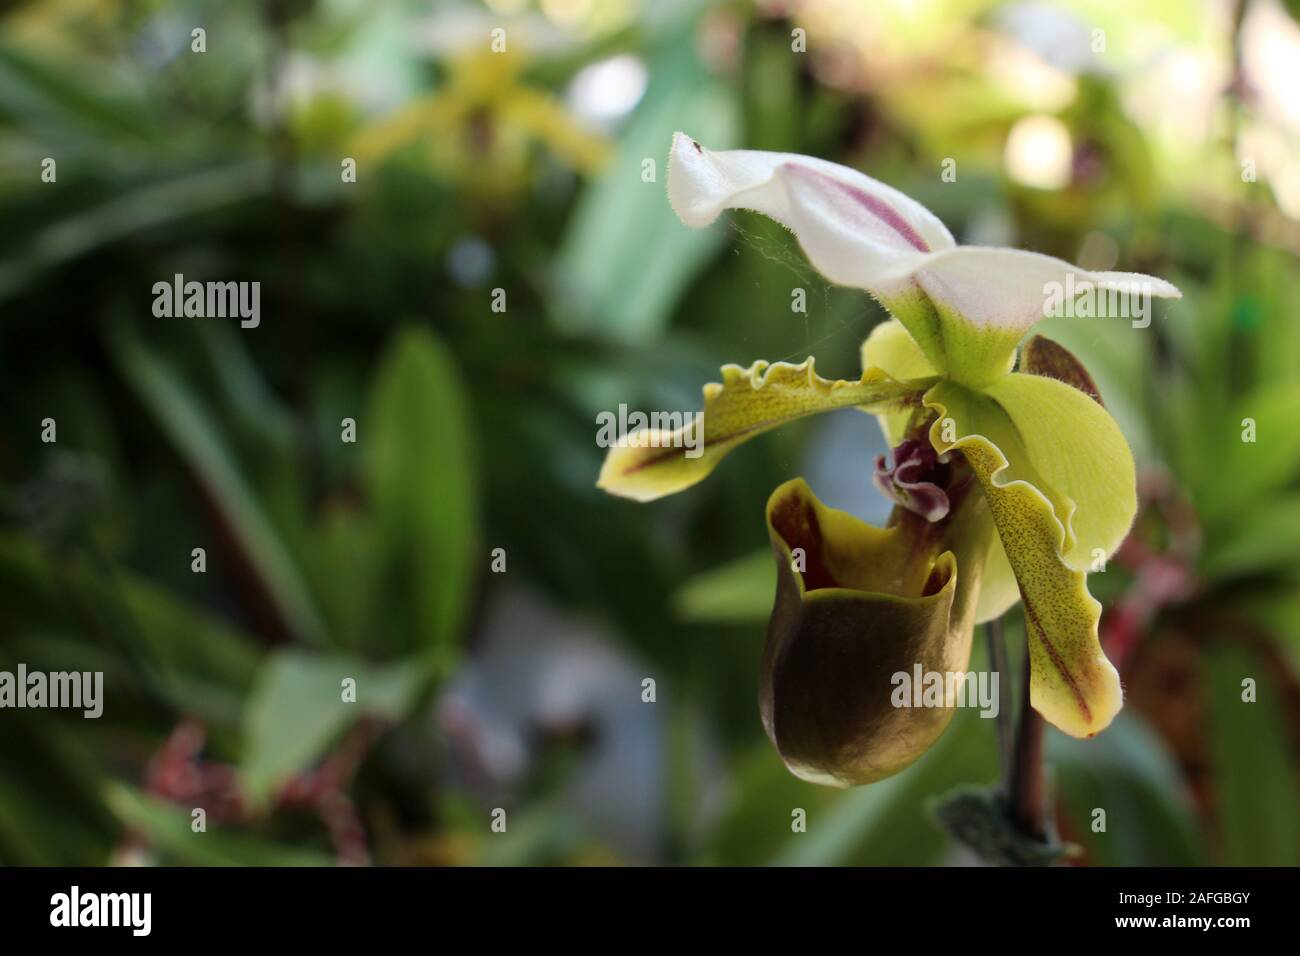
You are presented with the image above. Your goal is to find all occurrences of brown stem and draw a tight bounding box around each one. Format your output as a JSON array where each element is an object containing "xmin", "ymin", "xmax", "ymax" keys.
[
  {"xmin": 1006, "ymin": 648, "xmax": 1046, "ymax": 840},
  {"xmin": 985, "ymin": 618, "xmax": 1013, "ymax": 789}
]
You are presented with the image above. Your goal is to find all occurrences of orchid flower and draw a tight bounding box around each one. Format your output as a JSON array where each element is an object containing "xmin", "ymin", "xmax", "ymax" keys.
[{"xmin": 597, "ymin": 134, "xmax": 1181, "ymax": 787}]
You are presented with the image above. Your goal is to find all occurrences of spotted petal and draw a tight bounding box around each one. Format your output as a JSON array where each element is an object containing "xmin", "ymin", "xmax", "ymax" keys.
[
  {"xmin": 597, "ymin": 358, "xmax": 929, "ymax": 502},
  {"xmin": 926, "ymin": 381, "xmax": 1126, "ymax": 737}
]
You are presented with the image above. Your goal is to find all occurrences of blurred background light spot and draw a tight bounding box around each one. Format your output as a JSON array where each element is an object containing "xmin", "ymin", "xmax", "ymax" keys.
[
  {"xmin": 1270, "ymin": 166, "xmax": 1300, "ymax": 221},
  {"xmin": 1243, "ymin": 0, "xmax": 1300, "ymax": 133},
  {"xmin": 565, "ymin": 54, "xmax": 648, "ymax": 127},
  {"xmin": 986, "ymin": 37, "xmax": 1077, "ymax": 111},
  {"xmin": 1228, "ymin": 117, "xmax": 1300, "ymax": 221},
  {"xmin": 1124, "ymin": 47, "xmax": 1221, "ymax": 151},
  {"xmin": 447, "ymin": 236, "xmax": 497, "ymax": 288},
  {"xmin": 1004, "ymin": 114, "xmax": 1073, "ymax": 190},
  {"xmin": 996, "ymin": 1, "xmax": 1097, "ymax": 75},
  {"xmin": 541, "ymin": 0, "xmax": 594, "ymax": 27}
]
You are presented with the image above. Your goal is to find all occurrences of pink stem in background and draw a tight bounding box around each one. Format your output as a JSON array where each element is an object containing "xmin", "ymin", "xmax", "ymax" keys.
[
  {"xmin": 127, "ymin": 716, "xmax": 379, "ymax": 866},
  {"xmin": 1102, "ymin": 471, "xmax": 1199, "ymax": 670}
]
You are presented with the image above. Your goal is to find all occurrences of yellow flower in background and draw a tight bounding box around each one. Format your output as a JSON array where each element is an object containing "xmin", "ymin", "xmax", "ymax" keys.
[{"xmin": 353, "ymin": 47, "xmax": 610, "ymax": 195}]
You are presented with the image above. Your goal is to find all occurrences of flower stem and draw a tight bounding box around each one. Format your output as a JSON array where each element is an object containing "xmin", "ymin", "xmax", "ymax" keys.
[
  {"xmin": 984, "ymin": 619, "xmax": 1013, "ymax": 789},
  {"xmin": 1006, "ymin": 648, "xmax": 1047, "ymax": 840}
]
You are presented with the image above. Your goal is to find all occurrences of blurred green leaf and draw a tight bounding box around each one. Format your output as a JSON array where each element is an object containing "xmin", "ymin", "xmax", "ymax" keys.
[
  {"xmin": 474, "ymin": 799, "xmax": 583, "ymax": 867},
  {"xmin": 0, "ymin": 43, "xmax": 161, "ymax": 147},
  {"xmin": 110, "ymin": 329, "xmax": 327, "ymax": 644},
  {"xmin": 673, "ymin": 548, "xmax": 775, "ymax": 624},
  {"xmin": 1049, "ymin": 712, "xmax": 1202, "ymax": 866},
  {"xmin": 1235, "ymin": 584, "xmax": 1300, "ymax": 675},
  {"xmin": 0, "ymin": 715, "xmax": 114, "ymax": 865},
  {"xmin": 1202, "ymin": 494, "xmax": 1300, "ymax": 582},
  {"xmin": 241, "ymin": 649, "xmax": 423, "ymax": 804},
  {"xmin": 1203, "ymin": 643, "xmax": 1300, "ymax": 865},
  {"xmin": 105, "ymin": 783, "xmax": 334, "ymax": 866},
  {"xmin": 1204, "ymin": 383, "xmax": 1300, "ymax": 521},
  {"xmin": 363, "ymin": 325, "xmax": 477, "ymax": 661},
  {"xmin": 118, "ymin": 573, "xmax": 262, "ymax": 725},
  {"xmin": 552, "ymin": 26, "xmax": 739, "ymax": 344},
  {"xmin": 301, "ymin": 503, "xmax": 384, "ymax": 657},
  {"xmin": 198, "ymin": 322, "xmax": 298, "ymax": 451},
  {"xmin": 0, "ymin": 532, "xmax": 260, "ymax": 725},
  {"xmin": 0, "ymin": 162, "xmax": 270, "ymax": 302},
  {"xmin": 700, "ymin": 739, "xmax": 841, "ymax": 865}
]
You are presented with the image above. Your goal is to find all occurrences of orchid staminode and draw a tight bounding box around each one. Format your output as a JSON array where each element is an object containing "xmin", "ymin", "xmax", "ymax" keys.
[{"xmin": 597, "ymin": 134, "xmax": 1181, "ymax": 787}]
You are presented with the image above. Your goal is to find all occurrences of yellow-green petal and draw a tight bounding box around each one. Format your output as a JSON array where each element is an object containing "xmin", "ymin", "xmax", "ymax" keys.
[
  {"xmin": 926, "ymin": 384, "xmax": 1122, "ymax": 738},
  {"xmin": 597, "ymin": 359, "xmax": 927, "ymax": 502},
  {"xmin": 983, "ymin": 372, "xmax": 1136, "ymax": 569},
  {"xmin": 860, "ymin": 320, "xmax": 940, "ymax": 446},
  {"xmin": 973, "ymin": 510, "xmax": 1021, "ymax": 624},
  {"xmin": 861, "ymin": 319, "xmax": 939, "ymax": 383}
]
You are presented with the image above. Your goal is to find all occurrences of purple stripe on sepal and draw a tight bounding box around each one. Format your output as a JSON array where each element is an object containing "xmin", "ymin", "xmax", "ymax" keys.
[{"xmin": 782, "ymin": 163, "xmax": 931, "ymax": 253}]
